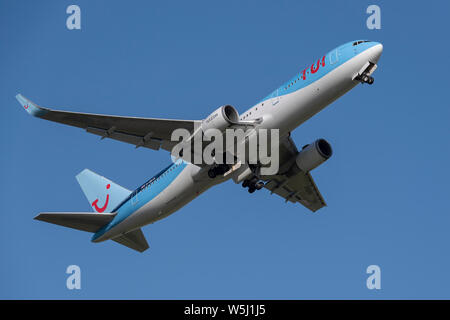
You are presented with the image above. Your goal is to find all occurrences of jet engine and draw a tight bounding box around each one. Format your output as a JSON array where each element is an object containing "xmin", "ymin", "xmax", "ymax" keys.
[
  {"xmin": 295, "ymin": 139, "xmax": 333, "ymax": 172},
  {"xmin": 201, "ymin": 105, "xmax": 240, "ymax": 132}
]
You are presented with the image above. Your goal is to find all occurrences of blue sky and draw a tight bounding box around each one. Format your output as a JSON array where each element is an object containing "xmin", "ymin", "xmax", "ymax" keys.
[{"xmin": 1, "ymin": 0, "xmax": 449, "ymax": 299}]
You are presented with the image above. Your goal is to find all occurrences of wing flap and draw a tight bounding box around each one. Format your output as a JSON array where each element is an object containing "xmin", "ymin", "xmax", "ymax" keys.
[
  {"xmin": 86, "ymin": 127, "xmax": 164, "ymax": 150},
  {"xmin": 264, "ymin": 172, "xmax": 326, "ymax": 212}
]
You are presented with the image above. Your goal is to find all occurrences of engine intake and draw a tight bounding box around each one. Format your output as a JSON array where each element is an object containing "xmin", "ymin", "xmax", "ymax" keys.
[
  {"xmin": 295, "ymin": 139, "xmax": 332, "ymax": 172},
  {"xmin": 202, "ymin": 105, "xmax": 239, "ymax": 132}
]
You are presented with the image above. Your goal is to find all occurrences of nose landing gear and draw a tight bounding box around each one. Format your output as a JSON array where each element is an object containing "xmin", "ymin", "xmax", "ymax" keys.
[{"xmin": 357, "ymin": 73, "xmax": 374, "ymax": 85}]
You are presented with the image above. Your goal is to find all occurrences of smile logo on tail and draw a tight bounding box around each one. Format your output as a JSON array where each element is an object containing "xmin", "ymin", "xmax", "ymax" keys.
[
  {"xmin": 92, "ymin": 184, "xmax": 110, "ymax": 213},
  {"xmin": 24, "ymin": 104, "xmax": 29, "ymax": 110}
]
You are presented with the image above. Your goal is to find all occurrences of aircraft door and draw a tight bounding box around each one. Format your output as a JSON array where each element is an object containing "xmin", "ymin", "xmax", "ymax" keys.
[
  {"xmin": 131, "ymin": 190, "xmax": 139, "ymax": 206},
  {"xmin": 329, "ymin": 49, "xmax": 339, "ymax": 65},
  {"xmin": 271, "ymin": 89, "xmax": 279, "ymax": 106}
]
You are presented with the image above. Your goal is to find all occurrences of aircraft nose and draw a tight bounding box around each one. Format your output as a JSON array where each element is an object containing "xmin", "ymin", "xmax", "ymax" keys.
[{"xmin": 370, "ymin": 42, "xmax": 383, "ymax": 63}]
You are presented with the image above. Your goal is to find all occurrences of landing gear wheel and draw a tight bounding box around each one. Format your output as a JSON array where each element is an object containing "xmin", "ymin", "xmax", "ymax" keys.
[
  {"xmin": 248, "ymin": 187, "xmax": 256, "ymax": 193},
  {"xmin": 208, "ymin": 169, "xmax": 217, "ymax": 179},
  {"xmin": 359, "ymin": 73, "xmax": 374, "ymax": 85},
  {"xmin": 242, "ymin": 180, "xmax": 249, "ymax": 188},
  {"xmin": 255, "ymin": 181, "xmax": 264, "ymax": 190}
]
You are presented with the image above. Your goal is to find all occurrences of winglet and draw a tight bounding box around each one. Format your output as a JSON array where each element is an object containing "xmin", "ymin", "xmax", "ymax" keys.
[{"xmin": 16, "ymin": 94, "xmax": 49, "ymax": 117}]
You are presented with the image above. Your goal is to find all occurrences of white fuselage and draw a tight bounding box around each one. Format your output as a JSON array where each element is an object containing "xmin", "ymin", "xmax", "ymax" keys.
[{"xmin": 94, "ymin": 42, "xmax": 383, "ymax": 242}]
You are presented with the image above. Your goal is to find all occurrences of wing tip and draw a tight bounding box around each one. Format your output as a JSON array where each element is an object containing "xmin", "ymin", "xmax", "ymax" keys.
[{"xmin": 16, "ymin": 93, "xmax": 48, "ymax": 117}]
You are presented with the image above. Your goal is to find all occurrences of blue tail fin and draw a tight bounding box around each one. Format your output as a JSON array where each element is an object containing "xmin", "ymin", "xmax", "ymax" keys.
[{"xmin": 76, "ymin": 169, "xmax": 131, "ymax": 213}]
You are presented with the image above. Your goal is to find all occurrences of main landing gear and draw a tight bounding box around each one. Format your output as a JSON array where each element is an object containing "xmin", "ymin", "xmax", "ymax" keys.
[
  {"xmin": 242, "ymin": 178, "xmax": 264, "ymax": 193},
  {"xmin": 207, "ymin": 164, "xmax": 264, "ymax": 193},
  {"xmin": 207, "ymin": 164, "xmax": 230, "ymax": 179}
]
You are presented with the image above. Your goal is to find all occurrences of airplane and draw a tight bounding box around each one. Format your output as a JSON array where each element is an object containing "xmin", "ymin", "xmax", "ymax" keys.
[{"xmin": 16, "ymin": 40, "xmax": 383, "ymax": 252}]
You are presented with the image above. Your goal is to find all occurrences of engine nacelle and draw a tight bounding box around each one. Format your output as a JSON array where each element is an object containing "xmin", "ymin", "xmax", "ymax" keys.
[
  {"xmin": 295, "ymin": 139, "xmax": 333, "ymax": 172},
  {"xmin": 202, "ymin": 105, "xmax": 240, "ymax": 132}
]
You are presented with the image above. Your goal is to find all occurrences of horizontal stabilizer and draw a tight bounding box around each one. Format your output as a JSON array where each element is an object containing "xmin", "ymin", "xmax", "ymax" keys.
[
  {"xmin": 112, "ymin": 228, "xmax": 149, "ymax": 252},
  {"xmin": 35, "ymin": 212, "xmax": 116, "ymax": 233}
]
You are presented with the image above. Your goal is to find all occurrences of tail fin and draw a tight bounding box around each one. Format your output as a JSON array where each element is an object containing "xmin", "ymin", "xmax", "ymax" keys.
[{"xmin": 76, "ymin": 169, "xmax": 131, "ymax": 213}]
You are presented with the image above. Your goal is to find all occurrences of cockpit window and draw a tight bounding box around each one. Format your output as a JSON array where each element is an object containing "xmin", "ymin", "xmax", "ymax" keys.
[{"xmin": 353, "ymin": 40, "xmax": 371, "ymax": 46}]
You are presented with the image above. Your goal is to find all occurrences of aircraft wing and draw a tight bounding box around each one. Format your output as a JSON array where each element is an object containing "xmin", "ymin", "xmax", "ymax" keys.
[
  {"xmin": 262, "ymin": 171, "xmax": 327, "ymax": 212},
  {"xmin": 260, "ymin": 136, "xmax": 327, "ymax": 212},
  {"xmin": 16, "ymin": 94, "xmax": 201, "ymax": 152}
]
